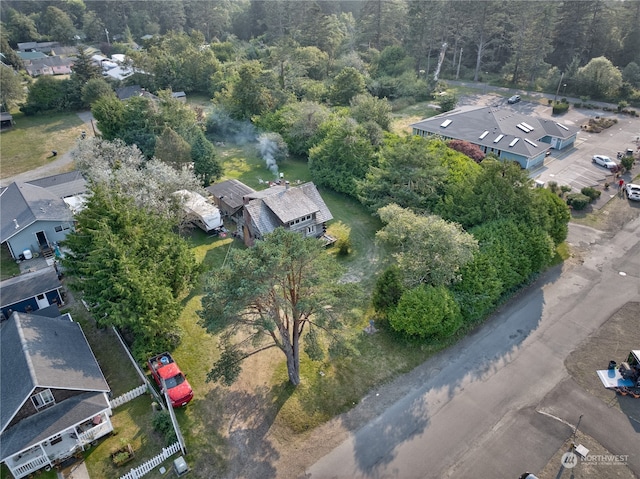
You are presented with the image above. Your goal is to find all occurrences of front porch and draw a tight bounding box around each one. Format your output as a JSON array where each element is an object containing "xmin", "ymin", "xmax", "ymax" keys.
[{"xmin": 5, "ymin": 413, "xmax": 113, "ymax": 479}]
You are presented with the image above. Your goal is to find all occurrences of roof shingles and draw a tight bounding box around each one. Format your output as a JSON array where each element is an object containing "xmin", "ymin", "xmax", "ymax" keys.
[
  {"xmin": 0, "ymin": 182, "xmax": 74, "ymax": 243},
  {"xmin": 1, "ymin": 313, "xmax": 109, "ymax": 433}
]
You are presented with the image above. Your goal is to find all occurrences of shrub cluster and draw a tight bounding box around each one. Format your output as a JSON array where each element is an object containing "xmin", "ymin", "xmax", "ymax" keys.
[
  {"xmin": 152, "ymin": 411, "xmax": 178, "ymax": 446},
  {"xmin": 566, "ymin": 193, "xmax": 590, "ymax": 210},
  {"xmin": 552, "ymin": 102, "xmax": 570, "ymax": 114},
  {"xmin": 580, "ymin": 187, "xmax": 601, "ymax": 202}
]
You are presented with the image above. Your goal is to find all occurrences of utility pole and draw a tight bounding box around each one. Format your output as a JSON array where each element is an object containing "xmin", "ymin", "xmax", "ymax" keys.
[
  {"xmin": 554, "ymin": 71, "xmax": 564, "ymax": 104},
  {"xmin": 456, "ymin": 48, "xmax": 463, "ymax": 80},
  {"xmin": 571, "ymin": 414, "xmax": 583, "ymax": 446},
  {"xmin": 433, "ymin": 42, "xmax": 447, "ymax": 82}
]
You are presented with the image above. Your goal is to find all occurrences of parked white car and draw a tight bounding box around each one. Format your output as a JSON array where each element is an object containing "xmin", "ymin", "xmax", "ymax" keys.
[
  {"xmin": 625, "ymin": 183, "xmax": 640, "ymax": 201},
  {"xmin": 592, "ymin": 154, "xmax": 618, "ymax": 169}
]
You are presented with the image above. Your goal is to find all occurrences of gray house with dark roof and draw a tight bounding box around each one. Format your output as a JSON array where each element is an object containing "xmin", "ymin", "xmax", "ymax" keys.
[
  {"xmin": 0, "ymin": 172, "xmax": 86, "ymax": 260},
  {"xmin": 0, "ymin": 312, "xmax": 113, "ymax": 478},
  {"xmin": 242, "ymin": 181, "xmax": 333, "ymax": 247},
  {"xmin": 410, "ymin": 106, "xmax": 580, "ymax": 170}
]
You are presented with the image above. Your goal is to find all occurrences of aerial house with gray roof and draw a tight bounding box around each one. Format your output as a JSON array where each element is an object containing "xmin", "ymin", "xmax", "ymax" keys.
[
  {"xmin": 0, "ymin": 312, "xmax": 113, "ymax": 478},
  {"xmin": 410, "ymin": 105, "xmax": 580, "ymax": 170},
  {"xmin": 0, "ymin": 172, "xmax": 86, "ymax": 260},
  {"xmin": 0, "ymin": 267, "xmax": 64, "ymax": 321},
  {"xmin": 241, "ymin": 181, "xmax": 333, "ymax": 247}
]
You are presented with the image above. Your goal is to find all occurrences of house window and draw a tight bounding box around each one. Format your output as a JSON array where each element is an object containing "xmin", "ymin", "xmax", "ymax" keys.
[
  {"xmin": 307, "ymin": 225, "xmax": 315, "ymax": 234},
  {"xmin": 32, "ymin": 389, "xmax": 55, "ymax": 410},
  {"xmin": 55, "ymin": 226, "xmax": 63, "ymax": 232}
]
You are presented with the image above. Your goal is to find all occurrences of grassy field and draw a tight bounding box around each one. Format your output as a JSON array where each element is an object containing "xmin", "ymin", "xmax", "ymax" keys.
[
  {"xmin": 0, "ymin": 111, "xmax": 86, "ymax": 179},
  {"xmin": 390, "ymin": 100, "xmax": 440, "ymax": 135}
]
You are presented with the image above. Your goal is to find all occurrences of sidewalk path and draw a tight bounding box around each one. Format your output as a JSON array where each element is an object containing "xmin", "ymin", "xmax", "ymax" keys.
[{"xmin": 58, "ymin": 459, "xmax": 90, "ymax": 479}]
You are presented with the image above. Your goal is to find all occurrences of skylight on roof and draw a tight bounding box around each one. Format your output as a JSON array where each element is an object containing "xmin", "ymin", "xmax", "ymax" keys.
[
  {"xmin": 524, "ymin": 138, "xmax": 538, "ymax": 147},
  {"xmin": 517, "ymin": 123, "xmax": 531, "ymax": 133},
  {"xmin": 556, "ymin": 123, "xmax": 569, "ymax": 131},
  {"xmin": 494, "ymin": 134, "xmax": 504, "ymax": 143},
  {"xmin": 509, "ymin": 138, "xmax": 520, "ymax": 147},
  {"xmin": 440, "ymin": 119, "xmax": 452, "ymax": 128},
  {"xmin": 521, "ymin": 122, "xmax": 534, "ymax": 131},
  {"xmin": 479, "ymin": 130, "xmax": 489, "ymax": 139}
]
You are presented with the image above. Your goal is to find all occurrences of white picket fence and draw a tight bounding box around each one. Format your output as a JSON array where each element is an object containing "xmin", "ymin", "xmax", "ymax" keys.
[
  {"xmin": 110, "ymin": 384, "xmax": 148, "ymax": 409},
  {"xmin": 119, "ymin": 442, "xmax": 181, "ymax": 479}
]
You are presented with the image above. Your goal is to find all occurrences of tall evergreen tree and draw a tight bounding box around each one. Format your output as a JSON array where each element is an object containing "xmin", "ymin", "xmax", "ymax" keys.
[
  {"xmin": 62, "ymin": 185, "xmax": 199, "ymax": 360},
  {"xmin": 72, "ymin": 45, "xmax": 102, "ymax": 84}
]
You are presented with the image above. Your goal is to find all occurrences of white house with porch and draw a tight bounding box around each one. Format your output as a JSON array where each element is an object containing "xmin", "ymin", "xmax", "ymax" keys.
[{"xmin": 0, "ymin": 312, "xmax": 113, "ymax": 478}]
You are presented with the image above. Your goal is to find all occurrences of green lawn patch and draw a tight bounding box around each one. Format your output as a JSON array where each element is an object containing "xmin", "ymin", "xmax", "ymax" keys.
[
  {"xmin": 64, "ymin": 302, "xmax": 142, "ymax": 396},
  {"xmin": 84, "ymin": 395, "xmax": 165, "ymax": 479},
  {"xmin": 186, "ymin": 93, "xmax": 214, "ymax": 113},
  {"xmin": 391, "ymin": 100, "xmax": 441, "ymax": 135},
  {"xmin": 274, "ymin": 329, "xmax": 444, "ymax": 433},
  {"xmin": 0, "ymin": 110, "xmax": 85, "ymax": 179},
  {"xmin": 0, "ymin": 243, "xmax": 20, "ymax": 280}
]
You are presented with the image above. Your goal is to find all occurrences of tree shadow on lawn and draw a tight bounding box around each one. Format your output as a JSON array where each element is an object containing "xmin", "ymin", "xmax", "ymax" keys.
[{"xmin": 188, "ymin": 384, "xmax": 293, "ymax": 479}]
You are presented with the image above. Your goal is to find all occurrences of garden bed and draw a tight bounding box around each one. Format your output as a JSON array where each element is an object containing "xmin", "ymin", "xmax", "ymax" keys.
[{"xmin": 111, "ymin": 443, "xmax": 135, "ymax": 467}]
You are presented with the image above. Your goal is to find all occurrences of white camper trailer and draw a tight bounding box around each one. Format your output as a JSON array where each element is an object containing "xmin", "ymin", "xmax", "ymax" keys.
[{"xmin": 174, "ymin": 190, "xmax": 223, "ymax": 233}]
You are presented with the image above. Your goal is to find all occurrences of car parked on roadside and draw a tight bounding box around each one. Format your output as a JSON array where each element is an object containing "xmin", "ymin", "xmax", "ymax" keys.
[
  {"xmin": 507, "ymin": 94, "xmax": 521, "ymax": 104},
  {"xmin": 592, "ymin": 154, "xmax": 618, "ymax": 169},
  {"xmin": 625, "ymin": 183, "xmax": 640, "ymax": 201}
]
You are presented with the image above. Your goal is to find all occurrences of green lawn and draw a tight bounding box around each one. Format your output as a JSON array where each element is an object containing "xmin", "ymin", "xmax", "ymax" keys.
[
  {"xmin": 0, "ymin": 110, "xmax": 86, "ymax": 179},
  {"xmin": 0, "ymin": 243, "xmax": 20, "ymax": 280},
  {"xmin": 391, "ymin": 100, "xmax": 441, "ymax": 135}
]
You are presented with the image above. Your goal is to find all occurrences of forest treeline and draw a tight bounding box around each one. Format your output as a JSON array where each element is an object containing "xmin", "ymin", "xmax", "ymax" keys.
[{"xmin": 2, "ymin": 0, "xmax": 640, "ymax": 103}]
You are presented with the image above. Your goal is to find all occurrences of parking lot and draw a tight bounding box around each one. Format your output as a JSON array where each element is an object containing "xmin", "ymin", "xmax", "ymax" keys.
[
  {"xmin": 520, "ymin": 101, "xmax": 639, "ymax": 190},
  {"xmin": 461, "ymin": 90, "xmax": 640, "ymax": 191}
]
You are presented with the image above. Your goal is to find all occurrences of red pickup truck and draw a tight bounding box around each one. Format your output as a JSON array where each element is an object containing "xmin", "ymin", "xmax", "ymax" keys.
[{"xmin": 147, "ymin": 352, "xmax": 193, "ymax": 407}]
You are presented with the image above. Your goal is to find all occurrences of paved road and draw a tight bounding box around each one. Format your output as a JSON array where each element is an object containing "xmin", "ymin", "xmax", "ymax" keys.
[{"xmin": 306, "ymin": 214, "xmax": 640, "ymax": 478}]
